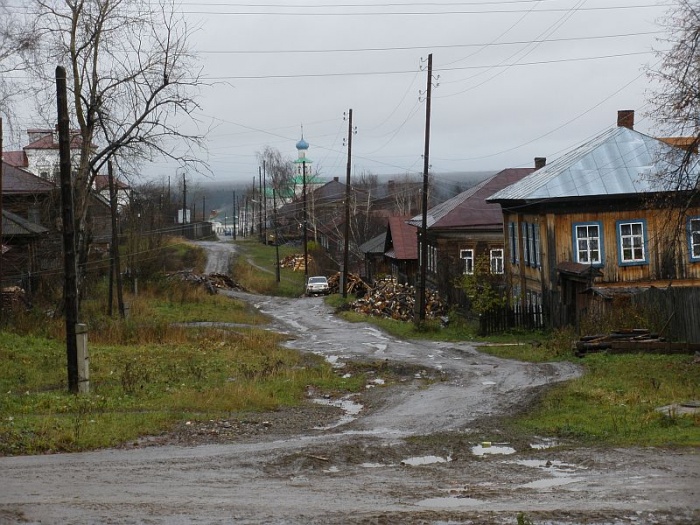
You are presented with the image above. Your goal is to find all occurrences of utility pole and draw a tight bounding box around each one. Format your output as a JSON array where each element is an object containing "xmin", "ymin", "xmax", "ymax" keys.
[
  {"xmin": 56, "ymin": 66, "xmax": 80, "ymax": 393},
  {"xmin": 251, "ymin": 177, "xmax": 255, "ymax": 236},
  {"xmin": 263, "ymin": 160, "xmax": 268, "ymax": 245},
  {"xmin": 182, "ymin": 172, "xmax": 187, "ymax": 237},
  {"xmin": 273, "ymin": 186, "xmax": 280, "ymax": 282},
  {"xmin": 0, "ymin": 118, "xmax": 4, "ymax": 325},
  {"xmin": 342, "ymin": 109, "xmax": 355, "ymax": 298},
  {"xmin": 302, "ymin": 160, "xmax": 308, "ymax": 279},
  {"xmin": 107, "ymin": 160, "xmax": 125, "ymax": 318},
  {"xmin": 232, "ymin": 190, "xmax": 237, "ymax": 240},
  {"xmin": 416, "ymin": 53, "xmax": 435, "ymax": 325},
  {"xmin": 258, "ymin": 167, "xmax": 263, "ymax": 242},
  {"xmin": 202, "ymin": 195, "xmax": 206, "ymax": 222}
]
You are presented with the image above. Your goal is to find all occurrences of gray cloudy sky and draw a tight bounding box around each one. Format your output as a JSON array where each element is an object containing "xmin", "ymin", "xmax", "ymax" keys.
[{"xmin": 27, "ymin": 0, "xmax": 679, "ymax": 185}]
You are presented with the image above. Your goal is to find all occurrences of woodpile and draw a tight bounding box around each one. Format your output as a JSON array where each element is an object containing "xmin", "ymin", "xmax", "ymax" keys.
[
  {"xmin": 166, "ymin": 270, "xmax": 245, "ymax": 294},
  {"xmin": 279, "ymin": 254, "xmax": 306, "ymax": 271},
  {"xmin": 326, "ymin": 272, "xmax": 370, "ymax": 296},
  {"xmin": 574, "ymin": 329, "xmax": 700, "ymax": 356},
  {"xmin": 1, "ymin": 286, "xmax": 29, "ymax": 310},
  {"xmin": 349, "ymin": 279, "xmax": 446, "ymax": 322}
]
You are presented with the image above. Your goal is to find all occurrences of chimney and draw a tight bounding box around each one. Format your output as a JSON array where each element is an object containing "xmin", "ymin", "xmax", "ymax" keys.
[
  {"xmin": 534, "ymin": 157, "xmax": 546, "ymax": 170},
  {"xmin": 617, "ymin": 110, "xmax": 634, "ymax": 130},
  {"xmin": 333, "ymin": 176, "xmax": 339, "ymax": 182}
]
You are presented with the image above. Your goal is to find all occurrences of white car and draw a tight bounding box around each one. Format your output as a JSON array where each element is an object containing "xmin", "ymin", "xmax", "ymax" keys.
[{"xmin": 306, "ymin": 276, "xmax": 330, "ymax": 296}]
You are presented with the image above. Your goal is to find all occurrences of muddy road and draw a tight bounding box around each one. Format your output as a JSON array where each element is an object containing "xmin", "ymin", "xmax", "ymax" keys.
[{"xmin": 0, "ymin": 240, "xmax": 698, "ymax": 525}]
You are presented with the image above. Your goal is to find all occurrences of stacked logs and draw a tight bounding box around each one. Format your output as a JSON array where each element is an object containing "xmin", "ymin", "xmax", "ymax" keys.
[
  {"xmin": 349, "ymin": 279, "xmax": 446, "ymax": 321},
  {"xmin": 573, "ymin": 329, "xmax": 700, "ymax": 356},
  {"xmin": 326, "ymin": 272, "xmax": 369, "ymax": 296}
]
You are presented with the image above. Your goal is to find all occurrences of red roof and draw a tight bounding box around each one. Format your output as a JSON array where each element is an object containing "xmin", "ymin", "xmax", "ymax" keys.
[
  {"xmin": 24, "ymin": 130, "xmax": 84, "ymax": 150},
  {"xmin": 93, "ymin": 174, "xmax": 131, "ymax": 192},
  {"xmin": 2, "ymin": 151, "xmax": 28, "ymax": 168},
  {"xmin": 1, "ymin": 161, "xmax": 56, "ymax": 194},
  {"xmin": 411, "ymin": 168, "xmax": 535, "ymax": 230},
  {"xmin": 387, "ymin": 216, "xmax": 417, "ymax": 260}
]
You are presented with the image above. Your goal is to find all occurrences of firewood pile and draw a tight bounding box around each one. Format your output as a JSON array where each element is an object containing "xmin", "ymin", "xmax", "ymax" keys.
[
  {"xmin": 166, "ymin": 270, "xmax": 244, "ymax": 294},
  {"xmin": 1, "ymin": 286, "xmax": 29, "ymax": 310},
  {"xmin": 279, "ymin": 254, "xmax": 308, "ymax": 271},
  {"xmin": 326, "ymin": 272, "xmax": 370, "ymax": 295},
  {"xmin": 574, "ymin": 329, "xmax": 700, "ymax": 356},
  {"xmin": 349, "ymin": 280, "xmax": 446, "ymax": 321}
]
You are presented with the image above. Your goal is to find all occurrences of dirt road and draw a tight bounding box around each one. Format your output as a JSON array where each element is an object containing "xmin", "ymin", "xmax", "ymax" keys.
[{"xmin": 0, "ymin": 240, "xmax": 697, "ymax": 525}]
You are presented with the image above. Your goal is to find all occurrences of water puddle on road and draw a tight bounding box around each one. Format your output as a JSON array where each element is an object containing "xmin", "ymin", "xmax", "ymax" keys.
[
  {"xmin": 401, "ymin": 455, "xmax": 452, "ymax": 466},
  {"xmin": 471, "ymin": 444, "xmax": 516, "ymax": 456},
  {"xmin": 507, "ymin": 459, "xmax": 588, "ymax": 490},
  {"xmin": 415, "ymin": 496, "xmax": 485, "ymax": 508},
  {"xmin": 312, "ymin": 396, "xmax": 363, "ymax": 429}
]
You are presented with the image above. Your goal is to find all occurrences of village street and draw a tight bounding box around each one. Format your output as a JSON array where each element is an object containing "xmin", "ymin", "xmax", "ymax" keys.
[{"xmin": 0, "ymin": 240, "xmax": 698, "ymax": 525}]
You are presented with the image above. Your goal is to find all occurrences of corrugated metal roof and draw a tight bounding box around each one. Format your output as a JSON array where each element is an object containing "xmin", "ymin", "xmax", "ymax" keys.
[
  {"xmin": 407, "ymin": 168, "xmax": 535, "ymax": 229},
  {"xmin": 488, "ymin": 126, "xmax": 694, "ymax": 202},
  {"xmin": 359, "ymin": 232, "xmax": 386, "ymax": 254}
]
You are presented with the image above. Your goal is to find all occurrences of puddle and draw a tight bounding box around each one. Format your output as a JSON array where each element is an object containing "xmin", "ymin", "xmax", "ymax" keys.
[
  {"xmin": 360, "ymin": 462, "xmax": 386, "ymax": 468},
  {"xmin": 481, "ymin": 381, "xmax": 496, "ymax": 386},
  {"xmin": 471, "ymin": 444, "xmax": 515, "ymax": 456},
  {"xmin": 322, "ymin": 466, "xmax": 340, "ymax": 473},
  {"xmin": 530, "ymin": 438, "xmax": 559, "ymax": 449},
  {"xmin": 415, "ymin": 496, "xmax": 484, "ymax": 508},
  {"xmin": 511, "ymin": 459, "xmax": 581, "ymax": 473},
  {"xmin": 519, "ymin": 477, "xmax": 585, "ymax": 489},
  {"xmin": 313, "ymin": 396, "xmax": 363, "ymax": 429},
  {"xmin": 401, "ymin": 455, "xmax": 452, "ymax": 466}
]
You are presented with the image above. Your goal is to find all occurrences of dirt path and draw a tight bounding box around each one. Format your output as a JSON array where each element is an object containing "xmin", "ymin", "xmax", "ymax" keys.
[{"xmin": 0, "ymin": 240, "xmax": 698, "ymax": 525}]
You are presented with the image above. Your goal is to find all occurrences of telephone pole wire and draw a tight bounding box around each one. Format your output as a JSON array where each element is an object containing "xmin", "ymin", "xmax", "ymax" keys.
[{"xmin": 342, "ymin": 109, "xmax": 354, "ymax": 298}]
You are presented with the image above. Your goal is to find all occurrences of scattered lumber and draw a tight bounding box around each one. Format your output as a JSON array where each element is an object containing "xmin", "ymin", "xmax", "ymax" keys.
[
  {"xmin": 326, "ymin": 272, "xmax": 370, "ymax": 296},
  {"xmin": 166, "ymin": 270, "xmax": 244, "ymax": 294},
  {"xmin": 574, "ymin": 329, "xmax": 700, "ymax": 356},
  {"xmin": 348, "ymin": 279, "xmax": 446, "ymax": 322}
]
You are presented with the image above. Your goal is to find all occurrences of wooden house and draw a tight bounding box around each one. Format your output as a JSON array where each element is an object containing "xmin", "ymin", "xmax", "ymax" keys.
[
  {"xmin": 384, "ymin": 216, "xmax": 418, "ymax": 286},
  {"xmin": 487, "ymin": 111, "xmax": 700, "ymax": 333},
  {"xmin": 408, "ymin": 166, "xmax": 538, "ymax": 305}
]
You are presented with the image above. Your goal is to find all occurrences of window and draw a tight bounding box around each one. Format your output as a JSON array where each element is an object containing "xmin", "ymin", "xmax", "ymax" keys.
[
  {"xmin": 522, "ymin": 222, "xmax": 531, "ymax": 266},
  {"xmin": 689, "ymin": 217, "xmax": 700, "ymax": 262},
  {"xmin": 530, "ymin": 223, "xmax": 541, "ymax": 267},
  {"xmin": 490, "ymin": 249, "xmax": 504, "ymax": 274},
  {"xmin": 508, "ymin": 222, "xmax": 518, "ymax": 263},
  {"xmin": 574, "ymin": 222, "xmax": 602, "ymax": 265},
  {"xmin": 428, "ymin": 245, "xmax": 437, "ymax": 273},
  {"xmin": 460, "ymin": 249, "xmax": 474, "ymax": 274},
  {"xmin": 617, "ymin": 220, "xmax": 647, "ymax": 265}
]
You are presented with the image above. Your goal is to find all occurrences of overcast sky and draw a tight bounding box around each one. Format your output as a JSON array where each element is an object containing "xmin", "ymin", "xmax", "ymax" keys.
[{"xmin": 14, "ymin": 0, "xmax": 676, "ymax": 189}]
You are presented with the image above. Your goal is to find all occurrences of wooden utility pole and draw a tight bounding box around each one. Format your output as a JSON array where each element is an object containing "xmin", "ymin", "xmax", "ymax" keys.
[
  {"xmin": 262, "ymin": 161, "xmax": 268, "ymax": 244},
  {"xmin": 416, "ymin": 54, "xmax": 433, "ymax": 325},
  {"xmin": 107, "ymin": 160, "xmax": 125, "ymax": 318},
  {"xmin": 258, "ymin": 167, "xmax": 263, "ymax": 242},
  {"xmin": 342, "ymin": 109, "xmax": 354, "ymax": 298},
  {"xmin": 302, "ymin": 160, "xmax": 308, "ymax": 279},
  {"xmin": 232, "ymin": 190, "xmax": 237, "ymax": 240},
  {"xmin": 0, "ymin": 118, "xmax": 4, "ymax": 325},
  {"xmin": 273, "ymin": 186, "xmax": 280, "ymax": 282},
  {"xmin": 57, "ymin": 66, "xmax": 80, "ymax": 392}
]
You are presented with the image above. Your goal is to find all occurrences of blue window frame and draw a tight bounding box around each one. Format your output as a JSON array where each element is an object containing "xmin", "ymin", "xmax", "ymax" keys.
[
  {"xmin": 616, "ymin": 219, "xmax": 648, "ymax": 266},
  {"xmin": 508, "ymin": 222, "xmax": 518, "ymax": 263},
  {"xmin": 689, "ymin": 217, "xmax": 700, "ymax": 262},
  {"xmin": 573, "ymin": 221, "xmax": 603, "ymax": 265}
]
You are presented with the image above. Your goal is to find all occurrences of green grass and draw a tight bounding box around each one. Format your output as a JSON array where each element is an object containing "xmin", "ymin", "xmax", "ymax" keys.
[
  {"xmin": 515, "ymin": 352, "xmax": 700, "ymax": 446},
  {"xmin": 231, "ymin": 238, "xmax": 307, "ymax": 296},
  {"xmin": 0, "ymin": 263, "xmax": 366, "ymax": 455}
]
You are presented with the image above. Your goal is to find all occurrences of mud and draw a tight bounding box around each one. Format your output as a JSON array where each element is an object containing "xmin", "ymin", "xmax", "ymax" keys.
[{"xmin": 0, "ymin": 239, "xmax": 697, "ymax": 524}]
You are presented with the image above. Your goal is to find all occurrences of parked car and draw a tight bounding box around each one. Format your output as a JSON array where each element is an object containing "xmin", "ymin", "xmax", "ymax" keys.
[{"xmin": 306, "ymin": 276, "xmax": 330, "ymax": 296}]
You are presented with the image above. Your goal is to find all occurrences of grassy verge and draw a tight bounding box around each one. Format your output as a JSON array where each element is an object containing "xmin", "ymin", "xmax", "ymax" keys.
[
  {"xmin": 0, "ymin": 272, "xmax": 364, "ymax": 455},
  {"xmin": 231, "ymin": 238, "xmax": 306, "ymax": 296}
]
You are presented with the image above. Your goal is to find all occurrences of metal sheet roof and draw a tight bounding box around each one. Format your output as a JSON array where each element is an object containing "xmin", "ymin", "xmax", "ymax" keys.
[{"xmin": 488, "ymin": 127, "xmax": 694, "ymax": 202}]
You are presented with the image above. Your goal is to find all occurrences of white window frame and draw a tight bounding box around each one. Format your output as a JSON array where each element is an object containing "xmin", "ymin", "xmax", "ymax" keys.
[
  {"xmin": 689, "ymin": 217, "xmax": 700, "ymax": 262},
  {"xmin": 460, "ymin": 249, "xmax": 474, "ymax": 275},
  {"xmin": 490, "ymin": 248, "xmax": 504, "ymax": 274},
  {"xmin": 617, "ymin": 220, "xmax": 647, "ymax": 265},
  {"xmin": 574, "ymin": 222, "xmax": 602, "ymax": 265}
]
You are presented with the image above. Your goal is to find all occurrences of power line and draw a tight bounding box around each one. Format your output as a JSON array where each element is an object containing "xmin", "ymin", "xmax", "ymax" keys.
[{"xmin": 196, "ymin": 31, "xmax": 662, "ymax": 54}]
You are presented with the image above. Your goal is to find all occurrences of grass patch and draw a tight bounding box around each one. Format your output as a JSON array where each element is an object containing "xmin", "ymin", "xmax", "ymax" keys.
[
  {"xmin": 231, "ymin": 239, "xmax": 307, "ymax": 296},
  {"xmin": 515, "ymin": 352, "xmax": 700, "ymax": 446},
  {"xmin": 0, "ymin": 273, "xmax": 365, "ymax": 455}
]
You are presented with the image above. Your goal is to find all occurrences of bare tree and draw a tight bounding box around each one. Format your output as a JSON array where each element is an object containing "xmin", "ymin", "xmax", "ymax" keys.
[
  {"xmin": 257, "ymin": 146, "xmax": 293, "ymax": 204},
  {"xmin": 646, "ymin": 0, "xmax": 700, "ymax": 193},
  {"xmin": 0, "ymin": 1, "xmax": 39, "ymax": 131},
  {"xmin": 27, "ymin": 0, "xmax": 206, "ymax": 283}
]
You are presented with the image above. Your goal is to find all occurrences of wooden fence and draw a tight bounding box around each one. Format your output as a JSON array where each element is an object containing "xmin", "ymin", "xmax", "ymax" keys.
[
  {"xmin": 631, "ymin": 286, "xmax": 700, "ymax": 343},
  {"xmin": 478, "ymin": 305, "xmax": 546, "ymax": 336}
]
